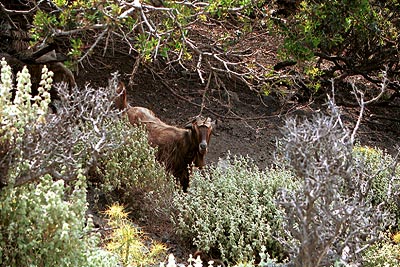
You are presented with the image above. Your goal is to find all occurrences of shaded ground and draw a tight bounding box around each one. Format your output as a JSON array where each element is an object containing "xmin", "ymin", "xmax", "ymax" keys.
[
  {"xmin": 77, "ymin": 53, "xmax": 400, "ymax": 168},
  {"xmin": 76, "ymin": 38, "xmax": 400, "ymax": 264},
  {"xmin": 77, "ymin": 56, "xmax": 280, "ymax": 170}
]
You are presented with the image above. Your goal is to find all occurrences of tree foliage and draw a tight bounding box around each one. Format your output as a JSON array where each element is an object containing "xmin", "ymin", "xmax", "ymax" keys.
[
  {"xmin": 276, "ymin": 0, "xmax": 400, "ymax": 96},
  {"xmin": 2, "ymin": 0, "xmax": 399, "ymax": 101},
  {"xmin": 1, "ymin": 0, "xmax": 270, "ymax": 93}
]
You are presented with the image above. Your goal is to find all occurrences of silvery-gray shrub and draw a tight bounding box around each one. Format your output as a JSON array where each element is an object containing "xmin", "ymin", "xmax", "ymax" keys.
[
  {"xmin": 277, "ymin": 106, "xmax": 396, "ymax": 267},
  {"xmin": 1, "ymin": 66, "xmax": 128, "ymax": 187}
]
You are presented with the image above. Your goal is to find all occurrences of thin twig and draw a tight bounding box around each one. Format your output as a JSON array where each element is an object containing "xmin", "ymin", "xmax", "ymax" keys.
[
  {"xmin": 0, "ymin": 2, "xmax": 39, "ymax": 15},
  {"xmin": 78, "ymin": 28, "xmax": 109, "ymax": 65},
  {"xmin": 144, "ymin": 64, "xmax": 279, "ymax": 120},
  {"xmin": 129, "ymin": 54, "xmax": 143, "ymax": 87}
]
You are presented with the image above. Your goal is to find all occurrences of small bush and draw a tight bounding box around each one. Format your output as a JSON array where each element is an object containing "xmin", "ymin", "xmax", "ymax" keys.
[
  {"xmin": 93, "ymin": 119, "xmax": 176, "ymax": 219},
  {"xmin": 1, "ymin": 59, "xmax": 131, "ymax": 186},
  {"xmin": 363, "ymin": 232, "xmax": 400, "ymax": 267},
  {"xmin": 0, "ymin": 58, "xmax": 52, "ymax": 185},
  {"xmin": 173, "ymin": 154, "xmax": 298, "ymax": 264},
  {"xmin": 0, "ymin": 57, "xmax": 120, "ymax": 266},
  {"xmin": 104, "ymin": 203, "xmax": 167, "ymax": 266},
  {"xmin": 95, "ymin": 120, "xmax": 173, "ymax": 193},
  {"xmin": 0, "ymin": 58, "xmax": 51, "ymax": 138},
  {"xmin": 353, "ymin": 146, "xmax": 400, "ymax": 218},
  {"xmin": 0, "ymin": 174, "xmax": 118, "ymax": 267}
]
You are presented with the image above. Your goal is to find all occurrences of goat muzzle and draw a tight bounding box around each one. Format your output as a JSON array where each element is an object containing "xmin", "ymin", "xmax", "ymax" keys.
[{"xmin": 199, "ymin": 142, "xmax": 208, "ymax": 154}]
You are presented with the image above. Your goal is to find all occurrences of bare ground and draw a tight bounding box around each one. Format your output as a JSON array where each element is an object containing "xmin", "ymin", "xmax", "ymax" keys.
[{"xmin": 76, "ymin": 53, "xmax": 400, "ymax": 168}]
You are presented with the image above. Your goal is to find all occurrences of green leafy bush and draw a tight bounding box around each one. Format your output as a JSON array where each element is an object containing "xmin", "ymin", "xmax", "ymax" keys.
[
  {"xmin": 363, "ymin": 232, "xmax": 400, "ymax": 267},
  {"xmin": 96, "ymin": 121, "xmax": 173, "ymax": 192},
  {"xmin": 173, "ymin": 154, "xmax": 298, "ymax": 263},
  {"xmin": 0, "ymin": 174, "xmax": 119, "ymax": 267},
  {"xmin": 353, "ymin": 146, "xmax": 400, "ymax": 218},
  {"xmin": 93, "ymin": 119, "xmax": 176, "ymax": 220},
  {"xmin": 206, "ymin": 0, "xmax": 264, "ymax": 17},
  {"xmin": 279, "ymin": 0, "xmax": 398, "ymax": 62}
]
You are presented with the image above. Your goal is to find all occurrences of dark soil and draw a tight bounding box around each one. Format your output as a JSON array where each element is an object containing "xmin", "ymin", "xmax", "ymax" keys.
[
  {"xmin": 77, "ymin": 53, "xmax": 400, "ymax": 168},
  {"xmin": 76, "ymin": 49, "xmax": 400, "ymax": 264}
]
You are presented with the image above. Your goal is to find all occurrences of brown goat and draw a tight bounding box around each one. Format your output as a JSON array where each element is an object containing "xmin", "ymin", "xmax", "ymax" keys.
[{"xmin": 115, "ymin": 82, "xmax": 215, "ymax": 192}]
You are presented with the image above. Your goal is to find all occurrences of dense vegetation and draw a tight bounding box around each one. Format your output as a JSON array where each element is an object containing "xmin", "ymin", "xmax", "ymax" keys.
[
  {"xmin": 1, "ymin": 0, "xmax": 400, "ymax": 266},
  {"xmin": 2, "ymin": 0, "xmax": 399, "ymax": 99}
]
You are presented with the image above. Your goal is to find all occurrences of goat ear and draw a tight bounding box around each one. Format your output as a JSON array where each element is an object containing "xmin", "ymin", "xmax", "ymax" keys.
[
  {"xmin": 185, "ymin": 116, "xmax": 198, "ymax": 129},
  {"xmin": 114, "ymin": 81, "xmax": 127, "ymax": 110},
  {"xmin": 185, "ymin": 121, "xmax": 193, "ymax": 129},
  {"xmin": 211, "ymin": 119, "xmax": 219, "ymax": 136}
]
